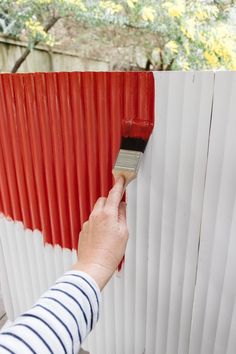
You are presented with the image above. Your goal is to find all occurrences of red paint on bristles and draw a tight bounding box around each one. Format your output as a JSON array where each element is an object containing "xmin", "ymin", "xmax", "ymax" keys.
[{"xmin": 122, "ymin": 119, "xmax": 154, "ymax": 140}]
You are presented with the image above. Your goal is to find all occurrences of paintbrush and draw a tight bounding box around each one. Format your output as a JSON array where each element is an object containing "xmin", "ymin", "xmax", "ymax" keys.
[{"xmin": 112, "ymin": 119, "xmax": 153, "ymax": 187}]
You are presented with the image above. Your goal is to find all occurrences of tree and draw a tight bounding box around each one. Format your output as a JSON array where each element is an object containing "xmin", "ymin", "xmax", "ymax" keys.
[
  {"xmin": 0, "ymin": 0, "xmax": 89, "ymax": 72},
  {"xmin": 0, "ymin": 0, "xmax": 236, "ymax": 72}
]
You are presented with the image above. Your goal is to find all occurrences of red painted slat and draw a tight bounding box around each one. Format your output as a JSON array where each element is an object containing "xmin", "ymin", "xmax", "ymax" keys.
[
  {"xmin": 0, "ymin": 72, "xmax": 154, "ymax": 250},
  {"xmin": 45, "ymin": 73, "xmax": 71, "ymax": 247},
  {"xmin": 69, "ymin": 73, "xmax": 89, "ymax": 226},
  {"xmin": 9, "ymin": 75, "xmax": 35, "ymax": 227},
  {"xmin": 12, "ymin": 74, "xmax": 41, "ymax": 230},
  {"xmin": 83, "ymin": 72, "xmax": 100, "ymax": 209},
  {"xmin": 31, "ymin": 73, "xmax": 61, "ymax": 246},
  {"xmin": 0, "ymin": 75, "xmax": 23, "ymax": 222}
]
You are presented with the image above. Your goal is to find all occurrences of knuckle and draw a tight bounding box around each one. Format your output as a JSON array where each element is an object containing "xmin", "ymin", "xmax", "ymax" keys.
[
  {"xmin": 98, "ymin": 196, "xmax": 106, "ymax": 203},
  {"xmin": 82, "ymin": 221, "xmax": 89, "ymax": 230},
  {"xmin": 90, "ymin": 208, "xmax": 110, "ymax": 221}
]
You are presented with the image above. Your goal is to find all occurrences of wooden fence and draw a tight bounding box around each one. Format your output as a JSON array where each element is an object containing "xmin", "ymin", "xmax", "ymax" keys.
[{"xmin": 0, "ymin": 35, "xmax": 109, "ymax": 72}]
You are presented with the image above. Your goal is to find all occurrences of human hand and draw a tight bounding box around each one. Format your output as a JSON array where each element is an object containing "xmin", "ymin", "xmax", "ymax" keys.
[{"xmin": 73, "ymin": 176, "xmax": 129, "ymax": 290}]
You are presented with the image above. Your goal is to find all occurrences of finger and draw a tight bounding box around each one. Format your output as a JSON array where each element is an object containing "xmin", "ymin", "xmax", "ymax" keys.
[
  {"xmin": 105, "ymin": 176, "xmax": 125, "ymax": 211},
  {"xmin": 92, "ymin": 197, "xmax": 106, "ymax": 212},
  {"xmin": 118, "ymin": 201, "xmax": 127, "ymax": 223}
]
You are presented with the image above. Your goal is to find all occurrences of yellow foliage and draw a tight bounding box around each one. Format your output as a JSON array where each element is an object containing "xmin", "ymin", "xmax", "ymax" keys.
[
  {"xmin": 60, "ymin": 0, "xmax": 87, "ymax": 11},
  {"xmin": 204, "ymin": 25, "xmax": 236, "ymax": 68},
  {"xmin": 45, "ymin": 34, "xmax": 55, "ymax": 46},
  {"xmin": 99, "ymin": 1, "xmax": 123, "ymax": 14},
  {"xmin": 204, "ymin": 5, "xmax": 219, "ymax": 17},
  {"xmin": 25, "ymin": 18, "xmax": 47, "ymax": 38},
  {"xmin": 18, "ymin": 0, "xmax": 51, "ymax": 4},
  {"xmin": 195, "ymin": 9, "xmax": 209, "ymax": 21},
  {"xmin": 182, "ymin": 62, "xmax": 190, "ymax": 70},
  {"xmin": 127, "ymin": 0, "xmax": 138, "ymax": 8},
  {"xmin": 166, "ymin": 40, "xmax": 179, "ymax": 54},
  {"xmin": 228, "ymin": 57, "xmax": 236, "ymax": 70},
  {"xmin": 141, "ymin": 6, "xmax": 155, "ymax": 22},
  {"xmin": 198, "ymin": 32, "xmax": 207, "ymax": 45},
  {"xmin": 181, "ymin": 19, "xmax": 195, "ymax": 40},
  {"xmin": 183, "ymin": 42, "xmax": 190, "ymax": 55},
  {"xmin": 204, "ymin": 52, "xmax": 219, "ymax": 67},
  {"xmin": 163, "ymin": 1, "xmax": 185, "ymax": 18},
  {"xmin": 37, "ymin": 0, "xmax": 52, "ymax": 4}
]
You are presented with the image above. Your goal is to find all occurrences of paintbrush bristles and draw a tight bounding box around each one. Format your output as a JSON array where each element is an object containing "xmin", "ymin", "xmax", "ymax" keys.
[{"xmin": 120, "ymin": 137, "xmax": 148, "ymax": 153}]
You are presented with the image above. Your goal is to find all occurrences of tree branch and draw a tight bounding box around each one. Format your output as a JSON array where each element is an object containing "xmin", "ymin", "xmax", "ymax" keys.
[
  {"xmin": 165, "ymin": 57, "xmax": 175, "ymax": 71},
  {"xmin": 159, "ymin": 50, "xmax": 164, "ymax": 70},
  {"xmin": 11, "ymin": 16, "xmax": 60, "ymax": 73}
]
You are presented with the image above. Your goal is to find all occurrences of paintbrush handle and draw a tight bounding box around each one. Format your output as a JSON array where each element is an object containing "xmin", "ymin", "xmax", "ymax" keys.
[{"xmin": 112, "ymin": 169, "xmax": 137, "ymax": 188}]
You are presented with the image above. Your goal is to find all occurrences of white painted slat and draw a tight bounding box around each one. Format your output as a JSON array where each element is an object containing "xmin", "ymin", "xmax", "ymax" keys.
[
  {"xmin": 124, "ymin": 179, "xmax": 137, "ymax": 354},
  {"xmin": 14, "ymin": 222, "xmax": 33, "ymax": 311},
  {"xmin": 134, "ymin": 135, "xmax": 153, "ymax": 354},
  {"xmin": 226, "ymin": 298, "xmax": 236, "ymax": 354},
  {"xmin": 114, "ymin": 269, "xmax": 125, "ymax": 354},
  {"xmin": 0, "ymin": 314, "xmax": 7, "ymax": 330},
  {"xmin": 146, "ymin": 72, "xmax": 214, "ymax": 354},
  {"xmin": 0, "ymin": 217, "xmax": 76, "ymax": 320},
  {"xmin": 0, "ymin": 217, "xmax": 21, "ymax": 317},
  {"xmin": 0, "ymin": 235, "xmax": 13, "ymax": 321},
  {"xmin": 26, "ymin": 229, "xmax": 45, "ymax": 302},
  {"xmin": 189, "ymin": 72, "xmax": 236, "ymax": 354},
  {"xmin": 167, "ymin": 72, "xmax": 215, "ymax": 354},
  {"xmin": 103, "ymin": 280, "xmax": 116, "ymax": 353}
]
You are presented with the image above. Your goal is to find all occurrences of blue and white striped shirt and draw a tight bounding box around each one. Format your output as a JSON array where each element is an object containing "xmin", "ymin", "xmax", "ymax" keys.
[{"xmin": 0, "ymin": 270, "xmax": 101, "ymax": 353}]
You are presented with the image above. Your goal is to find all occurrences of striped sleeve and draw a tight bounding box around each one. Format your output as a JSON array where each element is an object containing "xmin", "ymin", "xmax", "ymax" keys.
[{"xmin": 0, "ymin": 270, "xmax": 101, "ymax": 354}]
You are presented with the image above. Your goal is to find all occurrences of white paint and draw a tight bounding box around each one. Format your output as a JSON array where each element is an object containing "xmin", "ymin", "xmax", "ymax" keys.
[
  {"xmin": 189, "ymin": 72, "xmax": 236, "ymax": 354},
  {"xmin": 146, "ymin": 72, "xmax": 214, "ymax": 354},
  {"xmin": 0, "ymin": 215, "xmax": 77, "ymax": 319},
  {"xmin": 1, "ymin": 72, "xmax": 236, "ymax": 354}
]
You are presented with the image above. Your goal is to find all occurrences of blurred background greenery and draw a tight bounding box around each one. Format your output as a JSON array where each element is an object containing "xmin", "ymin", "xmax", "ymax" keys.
[{"xmin": 0, "ymin": 0, "xmax": 236, "ymax": 72}]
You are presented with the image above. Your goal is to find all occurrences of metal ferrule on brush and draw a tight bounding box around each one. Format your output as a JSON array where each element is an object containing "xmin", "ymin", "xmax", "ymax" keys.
[{"xmin": 114, "ymin": 149, "xmax": 143, "ymax": 174}]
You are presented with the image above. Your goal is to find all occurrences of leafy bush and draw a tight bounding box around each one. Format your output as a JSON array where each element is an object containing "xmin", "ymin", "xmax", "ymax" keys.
[{"xmin": 0, "ymin": 0, "xmax": 236, "ymax": 71}]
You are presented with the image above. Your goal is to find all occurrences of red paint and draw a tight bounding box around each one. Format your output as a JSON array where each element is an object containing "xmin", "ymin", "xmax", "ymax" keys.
[
  {"xmin": 0, "ymin": 72, "xmax": 154, "ymax": 250},
  {"xmin": 122, "ymin": 72, "xmax": 154, "ymax": 140}
]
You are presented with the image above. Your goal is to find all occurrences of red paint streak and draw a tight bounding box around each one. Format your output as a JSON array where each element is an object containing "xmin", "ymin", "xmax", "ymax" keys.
[
  {"xmin": 122, "ymin": 72, "xmax": 154, "ymax": 140},
  {"xmin": 0, "ymin": 72, "xmax": 154, "ymax": 250}
]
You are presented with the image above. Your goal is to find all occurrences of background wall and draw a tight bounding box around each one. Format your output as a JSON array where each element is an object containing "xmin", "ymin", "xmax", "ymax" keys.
[{"xmin": 0, "ymin": 36, "xmax": 109, "ymax": 72}]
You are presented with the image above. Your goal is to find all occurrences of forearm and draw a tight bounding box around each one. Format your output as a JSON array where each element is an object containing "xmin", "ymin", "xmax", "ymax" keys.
[
  {"xmin": 0, "ymin": 270, "xmax": 101, "ymax": 353},
  {"xmin": 74, "ymin": 261, "xmax": 113, "ymax": 291}
]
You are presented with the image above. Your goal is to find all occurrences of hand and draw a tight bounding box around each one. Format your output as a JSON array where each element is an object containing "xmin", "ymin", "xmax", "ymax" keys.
[{"xmin": 73, "ymin": 176, "xmax": 129, "ymax": 290}]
